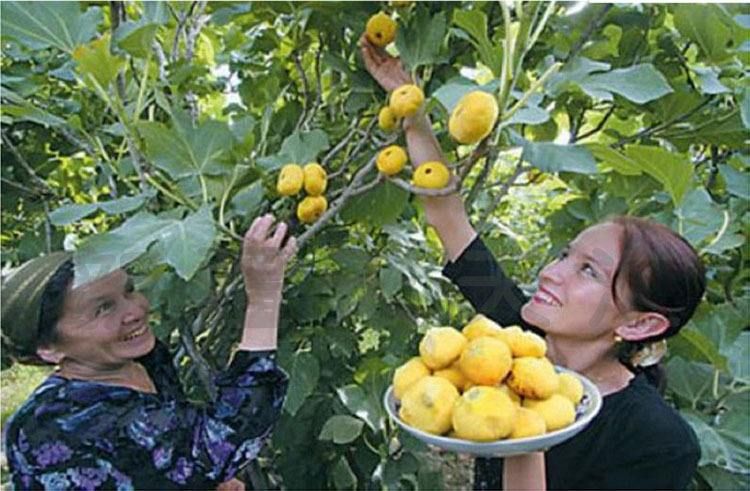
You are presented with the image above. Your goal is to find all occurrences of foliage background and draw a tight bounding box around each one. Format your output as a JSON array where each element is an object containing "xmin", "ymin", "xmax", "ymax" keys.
[{"xmin": 1, "ymin": 1, "xmax": 748, "ymax": 489}]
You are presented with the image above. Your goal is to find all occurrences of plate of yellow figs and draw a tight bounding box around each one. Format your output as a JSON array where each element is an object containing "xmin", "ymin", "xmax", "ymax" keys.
[{"xmin": 384, "ymin": 315, "xmax": 603, "ymax": 457}]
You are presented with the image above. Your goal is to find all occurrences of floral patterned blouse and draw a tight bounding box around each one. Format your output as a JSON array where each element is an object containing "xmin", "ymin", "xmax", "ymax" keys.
[{"xmin": 3, "ymin": 341, "xmax": 288, "ymax": 490}]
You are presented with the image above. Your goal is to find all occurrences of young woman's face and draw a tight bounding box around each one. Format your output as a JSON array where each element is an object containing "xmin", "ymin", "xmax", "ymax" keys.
[
  {"xmin": 521, "ymin": 223, "xmax": 631, "ymax": 340},
  {"xmin": 51, "ymin": 269, "xmax": 154, "ymax": 369}
]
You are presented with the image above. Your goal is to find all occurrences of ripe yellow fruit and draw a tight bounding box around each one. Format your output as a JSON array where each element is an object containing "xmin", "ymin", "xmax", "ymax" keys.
[
  {"xmin": 399, "ymin": 376, "xmax": 459, "ymax": 435},
  {"xmin": 462, "ymin": 314, "xmax": 504, "ymax": 341},
  {"xmin": 276, "ymin": 164, "xmax": 304, "ymax": 196},
  {"xmin": 509, "ymin": 407, "xmax": 547, "ymax": 439},
  {"xmin": 557, "ymin": 372, "xmax": 584, "ymax": 405},
  {"xmin": 365, "ymin": 12, "xmax": 397, "ymax": 47},
  {"xmin": 449, "ymin": 90, "xmax": 499, "ymax": 144},
  {"xmin": 459, "ymin": 336, "xmax": 512, "ymax": 386},
  {"xmin": 498, "ymin": 327, "xmax": 547, "ymax": 358},
  {"xmin": 378, "ymin": 106, "xmax": 399, "ymax": 132},
  {"xmin": 498, "ymin": 384, "xmax": 522, "ymax": 406},
  {"xmin": 389, "ymin": 84, "xmax": 424, "ymax": 118},
  {"xmin": 412, "ymin": 161, "xmax": 451, "ymax": 189},
  {"xmin": 452, "ymin": 386, "xmax": 517, "ymax": 441},
  {"xmin": 303, "ymin": 163, "xmax": 327, "ymax": 196},
  {"xmin": 434, "ymin": 362, "xmax": 468, "ymax": 392},
  {"xmin": 376, "ymin": 145, "xmax": 408, "ymax": 176},
  {"xmin": 523, "ymin": 394, "xmax": 576, "ymax": 432},
  {"xmin": 419, "ymin": 327, "xmax": 467, "ymax": 370},
  {"xmin": 296, "ymin": 195, "xmax": 328, "ymax": 223},
  {"xmin": 507, "ymin": 357, "xmax": 560, "ymax": 400},
  {"xmin": 393, "ymin": 357, "xmax": 430, "ymax": 400}
]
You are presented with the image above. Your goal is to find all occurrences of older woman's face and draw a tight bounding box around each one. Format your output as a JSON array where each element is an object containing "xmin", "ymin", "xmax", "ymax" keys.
[
  {"xmin": 51, "ymin": 269, "xmax": 154, "ymax": 369},
  {"xmin": 521, "ymin": 223, "xmax": 631, "ymax": 340}
]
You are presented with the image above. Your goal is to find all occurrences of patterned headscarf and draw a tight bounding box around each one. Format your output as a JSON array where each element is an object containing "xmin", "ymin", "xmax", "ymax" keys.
[{"xmin": 1, "ymin": 251, "xmax": 72, "ymax": 364}]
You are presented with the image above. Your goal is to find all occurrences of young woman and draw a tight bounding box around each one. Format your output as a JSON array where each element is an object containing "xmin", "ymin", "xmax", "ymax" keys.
[
  {"xmin": 2, "ymin": 214, "xmax": 295, "ymax": 490},
  {"xmin": 361, "ymin": 37, "xmax": 704, "ymax": 490}
]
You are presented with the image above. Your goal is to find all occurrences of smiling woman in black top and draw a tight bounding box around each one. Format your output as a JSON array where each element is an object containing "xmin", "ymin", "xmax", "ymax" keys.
[{"xmin": 361, "ymin": 37, "xmax": 704, "ymax": 491}]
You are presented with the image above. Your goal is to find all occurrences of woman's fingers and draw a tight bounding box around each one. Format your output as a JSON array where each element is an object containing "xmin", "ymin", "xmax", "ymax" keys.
[
  {"xmin": 246, "ymin": 214, "xmax": 274, "ymax": 242},
  {"xmin": 268, "ymin": 221, "xmax": 288, "ymax": 249},
  {"xmin": 280, "ymin": 236, "xmax": 297, "ymax": 263}
]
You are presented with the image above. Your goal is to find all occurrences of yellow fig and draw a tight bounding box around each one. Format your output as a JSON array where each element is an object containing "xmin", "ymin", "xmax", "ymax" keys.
[
  {"xmin": 509, "ymin": 407, "xmax": 547, "ymax": 439},
  {"xmin": 376, "ymin": 145, "xmax": 408, "ymax": 176},
  {"xmin": 296, "ymin": 195, "xmax": 328, "ymax": 224},
  {"xmin": 276, "ymin": 164, "xmax": 304, "ymax": 196},
  {"xmin": 557, "ymin": 372, "xmax": 584, "ymax": 405},
  {"xmin": 507, "ymin": 357, "xmax": 560, "ymax": 400},
  {"xmin": 412, "ymin": 161, "xmax": 451, "ymax": 189},
  {"xmin": 399, "ymin": 376, "xmax": 459, "ymax": 435},
  {"xmin": 393, "ymin": 357, "xmax": 430, "ymax": 400},
  {"xmin": 452, "ymin": 386, "xmax": 517, "ymax": 441},
  {"xmin": 378, "ymin": 106, "xmax": 399, "ymax": 132},
  {"xmin": 434, "ymin": 362, "xmax": 469, "ymax": 392},
  {"xmin": 419, "ymin": 326, "xmax": 467, "ymax": 370},
  {"xmin": 365, "ymin": 12, "xmax": 397, "ymax": 47},
  {"xmin": 449, "ymin": 91, "xmax": 499, "ymax": 144},
  {"xmin": 462, "ymin": 314, "xmax": 504, "ymax": 341},
  {"xmin": 459, "ymin": 336, "xmax": 512, "ymax": 386},
  {"xmin": 389, "ymin": 84, "xmax": 424, "ymax": 118},
  {"xmin": 303, "ymin": 163, "xmax": 327, "ymax": 196},
  {"xmin": 523, "ymin": 394, "xmax": 576, "ymax": 431}
]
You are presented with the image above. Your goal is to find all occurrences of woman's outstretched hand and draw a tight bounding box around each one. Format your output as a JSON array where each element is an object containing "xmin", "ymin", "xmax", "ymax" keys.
[
  {"xmin": 359, "ymin": 34, "xmax": 411, "ymax": 92},
  {"xmin": 241, "ymin": 214, "xmax": 297, "ymax": 298}
]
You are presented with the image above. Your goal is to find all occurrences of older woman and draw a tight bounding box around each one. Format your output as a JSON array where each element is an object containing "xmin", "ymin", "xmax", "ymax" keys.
[{"xmin": 2, "ymin": 214, "xmax": 295, "ymax": 490}]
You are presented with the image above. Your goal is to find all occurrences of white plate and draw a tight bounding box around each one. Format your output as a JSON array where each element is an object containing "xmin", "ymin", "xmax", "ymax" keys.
[{"xmin": 383, "ymin": 367, "xmax": 602, "ymax": 457}]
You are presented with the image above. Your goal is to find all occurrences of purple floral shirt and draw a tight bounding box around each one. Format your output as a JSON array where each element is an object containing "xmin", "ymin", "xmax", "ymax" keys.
[{"xmin": 4, "ymin": 342, "xmax": 288, "ymax": 490}]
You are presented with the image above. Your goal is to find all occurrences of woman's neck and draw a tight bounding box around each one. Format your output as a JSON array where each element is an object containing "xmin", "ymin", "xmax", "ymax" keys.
[
  {"xmin": 546, "ymin": 335, "xmax": 633, "ymax": 396},
  {"xmin": 56, "ymin": 360, "xmax": 156, "ymax": 394}
]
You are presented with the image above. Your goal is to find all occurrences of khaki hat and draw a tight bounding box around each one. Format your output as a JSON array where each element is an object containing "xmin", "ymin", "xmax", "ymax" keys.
[{"xmin": 1, "ymin": 251, "xmax": 72, "ymax": 364}]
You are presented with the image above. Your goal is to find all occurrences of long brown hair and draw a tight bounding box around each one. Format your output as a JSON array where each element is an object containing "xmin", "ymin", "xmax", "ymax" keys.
[{"xmin": 608, "ymin": 216, "xmax": 706, "ymax": 390}]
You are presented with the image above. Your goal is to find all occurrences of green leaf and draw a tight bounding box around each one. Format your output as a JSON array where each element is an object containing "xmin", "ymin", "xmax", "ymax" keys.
[
  {"xmin": 396, "ymin": 8, "xmax": 447, "ymax": 70},
  {"xmin": 683, "ymin": 391, "xmax": 750, "ymax": 474},
  {"xmin": 1, "ymin": 88, "xmax": 67, "ymax": 127},
  {"xmin": 379, "ymin": 267, "xmax": 403, "ymax": 300},
  {"xmin": 279, "ymin": 130, "xmax": 330, "ymax": 164},
  {"xmin": 72, "ymin": 34, "xmax": 127, "ymax": 88},
  {"xmin": 115, "ymin": 21, "xmax": 159, "ymax": 58},
  {"xmin": 49, "ymin": 193, "xmax": 152, "ymax": 225},
  {"xmin": 668, "ymin": 327, "xmax": 728, "ymax": 372},
  {"xmin": 673, "ymin": 4, "xmax": 733, "ymax": 64},
  {"xmin": 74, "ymin": 212, "xmax": 167, "ymax": 287},
  {"xmin": 516, "ymin": 136, "xmax": 597, "ymax": 174},
  {"xmin": 665, "ymin": 357, "xmax": 713, "ymax": 408},
  {"xmin": 692, "ymin": 66, "xmax": 730, "ymax": 95},
  {"xmin": 318, "ymin": 415, "xmax": 364, "ymax": 444},
  {"xmin": 738, "ymin": 87, "xmax": 750, "ymax": 129},
  {"xmin": 0, "ymin": 1, "xmax": 101, "ymax": 52},
  {"xmin": 155, "ymin": 207, "xmax": 217, "ymax": 280},
  {"xmin": 341, "ymin": 181, "xmax": 409, "ymax": 227},
  {"xmin": 623, "ymin": 145, "xmax": 693, "ymax": 206},
  {"xmin": 579, "ymin": 64, "xmax": 673, "ymax": 104},
  {"xmin": 675, "ymin": 188, "xmax": 725, "ymax": 245},
  {"xmin": 336, "ymin": 384, "xmax": 384, "ymax": 432},
  {"xmin": 283, "ymin": 352, "xmax": 319, "ymax": 416},
  {"xmin": 332, "ymin": 456, "xmax": 357, "ymax": 490},
  {"xmin": 586, "ymin": 143, "xmax": 642, "ymax": 176},
  {"xmin": 139, "ymin": 117, "xmax": 235, "ymax": 179},
  {"xmin": 452, "ymin": 10, "xmax": 502, "ymax": 76},
  {"xmin": 547, "ymin": 57, "xmax": 610, "ymax": 95},
  {"xmin": 49, "ymin": 203, "xmax": 99, "ymax": 226},
  {"xmin": 724, "ymin": 331, "xmax": 750, "ymax": 384},
  {"xmin": 229, "ymin": 181, "xmax": 265, "ymax": 216}
]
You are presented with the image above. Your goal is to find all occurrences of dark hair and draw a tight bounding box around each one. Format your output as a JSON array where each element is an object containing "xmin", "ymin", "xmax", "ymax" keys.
[
  {"xmin": 607, "ymin": 216, "xmax": 706, "ymax": 391},
  {"xmin": 36, "ymin": 259, "xmax": 75, "ymax": 350}
]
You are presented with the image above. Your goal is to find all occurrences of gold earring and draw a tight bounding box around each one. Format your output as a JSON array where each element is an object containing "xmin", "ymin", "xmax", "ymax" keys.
[{"xmin": 613, "ymin": 335, "xmax": 623, "ymax": 343}]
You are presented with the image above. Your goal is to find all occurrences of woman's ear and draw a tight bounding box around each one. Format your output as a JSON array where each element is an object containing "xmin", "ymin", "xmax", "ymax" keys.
[
  {"xmin": 36, "ymin": 346, "xmax": 64, "ymax": 365},
  {"xmin": 615, "ymin": 312, "xmax": 670, "ymax": 342}
]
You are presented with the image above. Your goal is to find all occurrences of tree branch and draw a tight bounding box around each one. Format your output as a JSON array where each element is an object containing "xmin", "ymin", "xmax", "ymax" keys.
[
  {"xmin": 574, "ymin": 104, "xmax": 615, "ymax": 142},
  {"xmin": 476, "ymin": 162, "xmax": 527, "ymax": 233}
]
